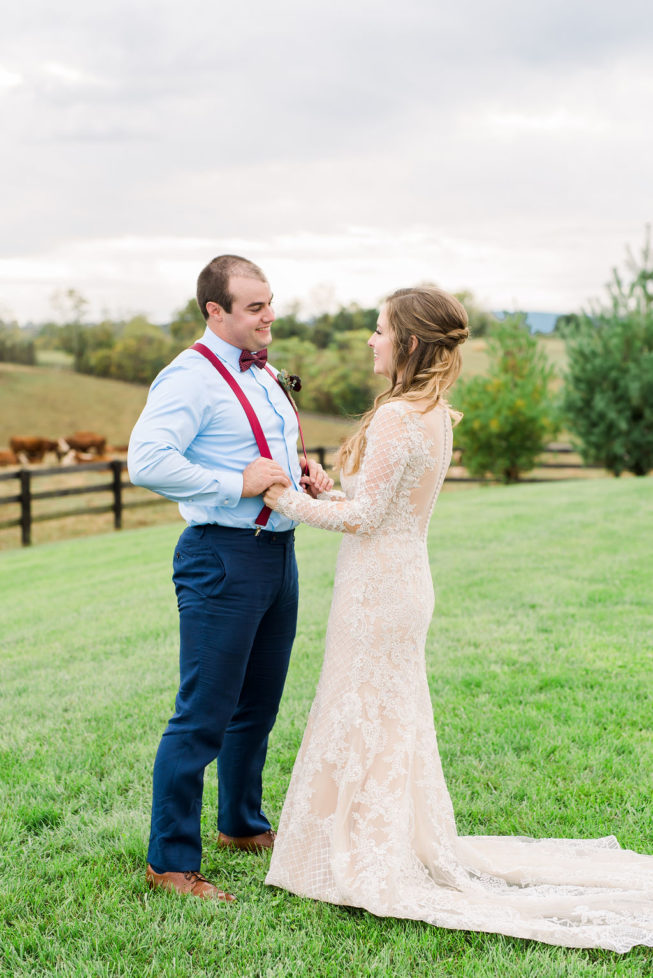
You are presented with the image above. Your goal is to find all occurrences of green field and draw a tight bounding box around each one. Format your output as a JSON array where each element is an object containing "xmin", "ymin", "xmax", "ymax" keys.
[{"xmin": 1, "ymin": 478, "xmax": 651, "ymax": 976}]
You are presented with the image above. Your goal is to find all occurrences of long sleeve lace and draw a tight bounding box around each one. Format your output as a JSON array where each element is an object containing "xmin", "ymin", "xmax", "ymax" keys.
[{"xmin": 274, "ymin": 404, "xmax": 411, "ymax": 534}]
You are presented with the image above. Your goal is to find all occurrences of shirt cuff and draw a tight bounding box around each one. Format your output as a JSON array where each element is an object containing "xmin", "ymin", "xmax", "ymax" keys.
[{"xmin": 218, "ymin": 469, "xmax": 244, "ymax": 508}]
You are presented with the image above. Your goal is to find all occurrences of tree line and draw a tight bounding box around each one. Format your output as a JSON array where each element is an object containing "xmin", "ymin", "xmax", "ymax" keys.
[
  {"xmin": 24, "ymin": 289, "xmax": 496, "ymax": 417},
  {"xmin": 0, "ymin": 323, "xmax": 36, "ymax": 365},
  {"xmin": 4, "ymin": 229, "xmax": 653, "ymax": 479}
]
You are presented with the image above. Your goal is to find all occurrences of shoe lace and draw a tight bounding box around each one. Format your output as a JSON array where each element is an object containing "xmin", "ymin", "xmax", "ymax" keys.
[{"xmin": 183, "ymin": 870, "xmax": 210, "ymax": 885}]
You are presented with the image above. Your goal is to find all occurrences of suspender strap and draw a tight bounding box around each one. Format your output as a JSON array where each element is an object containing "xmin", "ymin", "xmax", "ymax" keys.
[{"xmin": 191, "ymin": 342, "xmax": 272, "ymax": 528}]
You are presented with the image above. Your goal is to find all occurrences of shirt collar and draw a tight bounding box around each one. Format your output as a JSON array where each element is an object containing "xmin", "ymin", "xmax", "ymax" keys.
[{"xmin": 200, "ymin": 326, "xmax": 242, "ymax": 370}]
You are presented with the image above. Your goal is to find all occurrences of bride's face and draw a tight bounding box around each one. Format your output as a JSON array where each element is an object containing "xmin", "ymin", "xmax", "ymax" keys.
[{"xmin": 368, "ymin": 306, "xmax": 394, "ymax": 378}]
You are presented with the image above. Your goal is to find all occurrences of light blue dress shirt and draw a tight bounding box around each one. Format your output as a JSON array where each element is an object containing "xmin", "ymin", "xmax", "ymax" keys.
[{"xmin": 128, "ymin": 327, "xmax": 301, "ymax": 531}]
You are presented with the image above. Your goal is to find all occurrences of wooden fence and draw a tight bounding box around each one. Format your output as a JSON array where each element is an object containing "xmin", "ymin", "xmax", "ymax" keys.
[
  {"xmin": 0, "ymin": 445, "xmax": 599, "ymax": 547},
  {"xmin": 0, "ymin": 460, "xmax": 166, "ymax": 547}
]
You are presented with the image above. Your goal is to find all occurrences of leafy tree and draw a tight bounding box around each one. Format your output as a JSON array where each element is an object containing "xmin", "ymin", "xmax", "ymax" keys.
[
  {"xmin": 108, "ymin": 317, "xmax": 176, "ymax": 384},
  {"xmin": 310, "ymin": 331, "xmax": 382, "ymax": 416},
  {"xmin": 75, "ymin": 321, "xmax": 118, "ymax": 375},
  {"xmin": 0, "ymin": 320, "xmax": 36, "ymax": 365},
  {"xmin": 562, "ymin": 230, "xmax": 653, "ymax": 476},
  {"xmin": 553, "ymin": 313, "xmax": 583, "ymax": 336},
  {"xmin": 169, "ymin": 299, "xmax": 205, "ymax": 345},
  {"xmin": 309, "ymin": 304, "xmax": 379, "ymax": 348},
  {"xmin": 35, "ymin": 320, "xmax": 66, "ymax": 350},
  {"xmin": 454, "ymin": 291, "xmax": 497, "ymax": 338},
  {"xmin": 273, "ymin": 332, "xmax": 382, "ymax": 416},
  {"xmin": 454, "ymin": 315, "xmax": 558, "ymax": 482},
  {"xmin": 268, "ymin": 338, "xmax": 320, "ymax": 400},
  {"xmin": 272, "ymin": 306, "xmax": 311, "ymax": 341},
  {"xmin": 330, "ymin": 304, "xmax": 378, "ymax": 334},
  {"xmin": 50, "ymin": 288, "xmax": 90, "ymax": 366}
]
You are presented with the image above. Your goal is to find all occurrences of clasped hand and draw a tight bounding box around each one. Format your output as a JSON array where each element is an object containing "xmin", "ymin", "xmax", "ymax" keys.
[{"xmin": 242, "ymin": 457, "xmax": 333, "ymax": 510}]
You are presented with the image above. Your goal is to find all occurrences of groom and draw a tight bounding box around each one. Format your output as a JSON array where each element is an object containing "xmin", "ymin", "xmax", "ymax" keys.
[{"xmin": 128, "ymin": 254, "xmax": 331, "ymax": 900}]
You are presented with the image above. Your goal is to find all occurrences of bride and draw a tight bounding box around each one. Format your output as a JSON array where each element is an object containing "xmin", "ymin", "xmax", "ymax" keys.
[{"xmin": 261, "ymin": 286, "xmax": 653, "ymax": 952}]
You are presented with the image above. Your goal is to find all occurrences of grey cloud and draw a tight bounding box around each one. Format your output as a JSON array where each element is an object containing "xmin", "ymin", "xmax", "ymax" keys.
[{"xmin": 0, "ymin": 0, "xmax": 651, "ymax": 317}]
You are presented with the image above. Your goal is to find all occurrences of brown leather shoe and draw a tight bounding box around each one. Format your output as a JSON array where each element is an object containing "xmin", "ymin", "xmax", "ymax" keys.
[
  {"xmin": 146, "ymin": 865, "xmax": 235, "ymax": 901},
  {"xmin": 217, "ymin": 829, "xmax": 276, "ymax": 852}
]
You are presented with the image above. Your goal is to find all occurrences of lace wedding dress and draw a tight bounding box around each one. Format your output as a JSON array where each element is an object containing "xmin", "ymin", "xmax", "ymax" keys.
[{"xmin": 265, "ymin": 400, "xmax": 653, "ymax": 952}]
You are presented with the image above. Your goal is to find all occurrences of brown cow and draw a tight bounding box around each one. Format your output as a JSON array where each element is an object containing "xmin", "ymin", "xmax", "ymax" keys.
[
  {"xmin": 60, "ymin": 449, "xmax": 98, "ymax": 465},
  {"xmin": 0, "ymin": 450, "xmax": 18, "ymax": 467},
  {"xmin": 9, "ymin": 437, "xmax": 58, "ymax": 463},
  {"xmin": 63, "ymin": 431, "xmax": 107, "ymax": 455}
]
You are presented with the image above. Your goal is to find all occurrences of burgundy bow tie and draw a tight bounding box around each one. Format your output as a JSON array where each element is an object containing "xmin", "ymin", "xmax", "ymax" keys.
[{"xmin": 239, "ymin": 348, "xmax": 268, "ymax": 371}]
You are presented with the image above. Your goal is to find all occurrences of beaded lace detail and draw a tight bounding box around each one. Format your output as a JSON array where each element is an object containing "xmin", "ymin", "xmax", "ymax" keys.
[{"xmin": 267, "ymin": 400, "xmax": 653, "ymax": 952}]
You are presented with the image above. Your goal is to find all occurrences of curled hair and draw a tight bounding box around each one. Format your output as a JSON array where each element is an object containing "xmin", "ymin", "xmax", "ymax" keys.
[
  {"xmin": 337, "ymin": 286, "xmax": 468, "ymax": 474},
  {"xmin": 196, "ymin": 255, "xmax": 267, "ymax": 319}
]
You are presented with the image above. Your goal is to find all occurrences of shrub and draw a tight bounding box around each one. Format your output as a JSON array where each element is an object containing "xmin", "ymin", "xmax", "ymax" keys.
[
  {"xmin": 562, "ymin": 231, "xmax": 653, "ymax": 476},
  {"xmin": 454, "ymin": 315, "xmax": 558, "ymax": 482}
]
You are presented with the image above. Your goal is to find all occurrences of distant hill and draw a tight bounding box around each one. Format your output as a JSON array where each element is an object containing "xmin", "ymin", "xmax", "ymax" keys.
[{"xmin": 0, "ymin": 362, "xmax": 149, "ymax": 447}]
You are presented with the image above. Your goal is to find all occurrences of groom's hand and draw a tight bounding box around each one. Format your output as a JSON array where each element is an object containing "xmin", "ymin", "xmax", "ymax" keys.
[
  {"xmin": 241, "ymin": 458, "xmax": 291, "ymax": 497},
  {"xmin": 263, "ymin": 482, "xmax": 287, "ymax": 509},
  {"xmin": 300, "ymin": 458, "xmax": 334, "ymax": 498}
]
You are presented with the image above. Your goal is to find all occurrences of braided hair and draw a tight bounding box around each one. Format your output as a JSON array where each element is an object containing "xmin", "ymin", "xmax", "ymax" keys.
[{"xmin": 337, "ymin": 286, "xmax": 468, "ymax": 474}]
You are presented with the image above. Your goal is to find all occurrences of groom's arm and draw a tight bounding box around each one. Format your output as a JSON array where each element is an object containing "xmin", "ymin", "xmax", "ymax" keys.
[{"xmin": 127, "ymin": 363, "xmax": 294, "ymax": 505}]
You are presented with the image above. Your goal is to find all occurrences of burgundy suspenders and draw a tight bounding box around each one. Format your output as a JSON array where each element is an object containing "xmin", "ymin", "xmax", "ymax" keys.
[{"xmin": 190, "ymin": 342, "xmax": 308, "ymax": 530}]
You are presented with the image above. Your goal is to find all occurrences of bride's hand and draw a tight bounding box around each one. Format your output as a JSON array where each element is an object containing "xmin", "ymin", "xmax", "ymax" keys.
[{"xmin": 263, "ymin": 483, "xmax": 289, "ymax": 509}]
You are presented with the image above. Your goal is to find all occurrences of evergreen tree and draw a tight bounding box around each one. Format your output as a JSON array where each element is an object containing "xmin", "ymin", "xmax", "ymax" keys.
[{"xmin": 562, "ymin": 230, "xmax": 653, "ymax": 476}]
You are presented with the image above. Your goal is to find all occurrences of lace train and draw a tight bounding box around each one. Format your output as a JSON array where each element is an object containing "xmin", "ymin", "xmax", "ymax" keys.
[{"xmin": 266, "ymin": 401, "xmax": 653, "ymax": 952}]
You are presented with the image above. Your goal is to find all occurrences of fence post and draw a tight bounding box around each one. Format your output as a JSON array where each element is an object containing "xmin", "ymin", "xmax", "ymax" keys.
[
  {"xmin": 19, "ymin": 469, "xmax": 32, "ymax": 546},
  {"xmin": 110, "ymin": 460, "xmax": 123, "ymax": 530}
]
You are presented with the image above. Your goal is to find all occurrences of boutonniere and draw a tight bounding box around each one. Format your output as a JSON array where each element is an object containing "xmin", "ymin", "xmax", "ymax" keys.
[{"xmin": 277, "ymin": 369, "xmax": 302, "ymax": 394}]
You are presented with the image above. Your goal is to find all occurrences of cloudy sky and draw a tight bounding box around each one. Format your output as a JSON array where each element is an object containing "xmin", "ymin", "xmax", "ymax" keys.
[{"xmin": 1, "ymin": 0, "xmax": 651, "ymax": 324}]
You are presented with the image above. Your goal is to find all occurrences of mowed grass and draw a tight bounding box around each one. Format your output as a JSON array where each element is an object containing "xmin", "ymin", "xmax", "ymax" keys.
[{"xmin": 1, "ymin": 478, "xmax": 652, "ymax": 977}]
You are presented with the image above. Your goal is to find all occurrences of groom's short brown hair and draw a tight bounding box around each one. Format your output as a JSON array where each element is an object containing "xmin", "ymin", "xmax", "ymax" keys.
[{"xmin": 196, "ymin": 255, "xmax": 267, "ymax": 319}]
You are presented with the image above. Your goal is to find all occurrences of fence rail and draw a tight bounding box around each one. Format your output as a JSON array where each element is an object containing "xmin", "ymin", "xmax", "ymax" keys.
[
  {"xmin": 0, "ymin": 459, "xmax": 170, "ymax": 546},
  {"xmin": 0, "ymin": 445, "xmax": 597, "ymax": 547}
]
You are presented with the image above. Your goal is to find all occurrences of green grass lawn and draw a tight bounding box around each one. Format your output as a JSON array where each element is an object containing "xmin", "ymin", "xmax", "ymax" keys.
[{"xmin": 1, "ymin": 478, "xmax": 651, "ymax": 977}]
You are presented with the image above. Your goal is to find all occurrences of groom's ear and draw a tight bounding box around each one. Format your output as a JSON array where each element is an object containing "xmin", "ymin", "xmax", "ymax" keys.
[{"xmin": 205, "ymin": 301, "xmax": 224, "ymax": 321}]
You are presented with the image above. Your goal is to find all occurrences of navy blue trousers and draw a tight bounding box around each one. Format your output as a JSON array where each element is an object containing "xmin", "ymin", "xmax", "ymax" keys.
[{"xmin": 147, "ymin": 524, "xmax": 298, "ymax": 873}]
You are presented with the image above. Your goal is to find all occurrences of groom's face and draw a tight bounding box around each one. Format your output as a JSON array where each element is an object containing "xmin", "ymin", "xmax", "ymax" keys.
[{"xmin": 207, "ymin": 275, "xmax": 275, "ymax": 352}]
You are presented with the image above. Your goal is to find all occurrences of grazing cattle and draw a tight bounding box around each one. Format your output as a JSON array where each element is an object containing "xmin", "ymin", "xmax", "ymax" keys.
[
  {"xmin": 60, "ymin": 449, "xmax": 97, "ymax": 466},
  {"xmin": 0, "ymin": 450, "xmax": 18, "ymax": 467},
  {"xmin": 9, "ymin": 437, "xmax": 58, "ymax": 463},
  {"xmin": 64, "ymin": 431, "xmax": 107, "ymax": 455}
]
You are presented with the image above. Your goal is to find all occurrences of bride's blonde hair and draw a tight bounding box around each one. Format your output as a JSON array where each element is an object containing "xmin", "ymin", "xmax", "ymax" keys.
[{"xmin": 337, "ymin": 286, "xmax": 469, "ymax": 474}]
